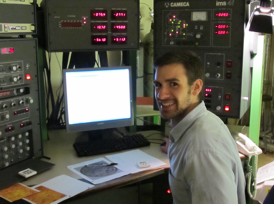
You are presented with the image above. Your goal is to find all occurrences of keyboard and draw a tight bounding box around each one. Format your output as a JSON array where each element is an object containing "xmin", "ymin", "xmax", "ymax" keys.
[{"xmin": 73, "ymin": 133, "xmax": 150, "ymax": 157}]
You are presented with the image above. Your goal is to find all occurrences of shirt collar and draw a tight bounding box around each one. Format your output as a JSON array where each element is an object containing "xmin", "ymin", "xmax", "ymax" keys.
[{"xmin": 169, "ymin": 101, "xmax": 207, "ymax": 143}]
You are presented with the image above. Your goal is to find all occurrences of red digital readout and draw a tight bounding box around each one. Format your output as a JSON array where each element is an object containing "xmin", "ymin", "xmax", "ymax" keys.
[
  {"xmin": 111, "ymin": 10, "xmax": 127, "ymax": 20},
  {"xmin": 91, "ymin": 35, "xmax": 108, "ymax": 45},
  {"xmin": 215, "ymin": 30, "xmax": 229, "ymax": 35},
  {"xmin": 111, "ymin": 23, "xmax": 127, "ymax": 32},
  {"xmin": 205, "ymin": 88, "xmax": 212, "ymax": 92},
  {"xmin": 113, "ymin": 24, "xmax": 126, "ymax": 30},
  {"xmin": 95, "ymin": 25, "xmax": 107, "ymax": 30},
  {"xmin": 215, "ymin": 24, "xmax": 230, "ymax": 35},
  {"xmin": 91, "ymin": 23, "xmax": 108, "ymax": 32},
  {"xmin": 205, "ymin": 88, "xmax": 212, "ymax": 98},
  {"xmin": 215, "ymin": 24, "xmax": 230, "ymax": 29},
  {"xmin": 112, "ymin": 36, "xmax": 127, "ymax": 44},
  {"xmin": 1, "ymin": 47, "xmax": 15, "ymax": 54},
  {"xmin": 91, "ymin": 10, "xmax": 108, "ymax": 19},
  {"xmin": 215, "ymin": 12, "xmax": 231, "ymax": 18}
]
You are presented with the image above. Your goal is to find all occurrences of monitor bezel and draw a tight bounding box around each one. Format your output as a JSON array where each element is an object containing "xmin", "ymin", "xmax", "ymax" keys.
[{"xmin": 63, "ymin": 66, "xmax": 134, "ymax": 132}]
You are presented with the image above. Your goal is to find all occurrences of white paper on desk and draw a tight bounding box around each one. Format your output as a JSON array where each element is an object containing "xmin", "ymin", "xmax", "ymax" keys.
[
  {"xmin": 256, "ymin": 161, "xmax": 274, "ymax": 184},
  {"xmin": 105, "ymin": 149, "xmax": 166, "ymax": 174},
  {"xmin": 24, "ymin": 175, "xmax": 93, "ymax": 204},
  {"xmin": 67, "ymin": 157, "xmax": 129, "ymax": 185}
]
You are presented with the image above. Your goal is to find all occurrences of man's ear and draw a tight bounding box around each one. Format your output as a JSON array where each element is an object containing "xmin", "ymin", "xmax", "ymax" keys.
[{"xmin": 192, "ymin": 79, "xmax": 203, "ymax": 96}]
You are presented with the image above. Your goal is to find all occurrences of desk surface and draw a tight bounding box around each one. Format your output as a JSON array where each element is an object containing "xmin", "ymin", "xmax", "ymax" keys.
[{"xmin": 24, "ymin": 129, "xmax": 169, "ymax": 194}]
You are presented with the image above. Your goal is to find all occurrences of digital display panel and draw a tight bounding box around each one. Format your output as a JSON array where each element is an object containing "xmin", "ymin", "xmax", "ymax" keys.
[
  {"xmin": 111, "ymin": 10, "xmax": 127, "ymax": 20},
  {"xmin": 215, "ymin": 24, "xmax": 230, "ymax": 29},
  {"xmin": 215, "ymin": 30, "xmax": 229, "ymax": 35},
  {"xmin": 91, "ymin": 23, "xmax": 108, "ymax": 32},
  {"xmin": 112, "ymin": 36, "xmax": 127, "ymax": 44},
  {"xmin": 91, "ymin": 35, "xmax": 108, "ymax": 45},
  {"xmin": 214, "ymin": 10, "xmax": 231, "ymax": 19},
  {"xmin": 111, "ymin": 23, "xmax": 127, "ymax": 32},
  {"xmin": 214, "ymin": 24, "xmax": 230, "ymax": 35},
  {"xmin": 91, "ymin": 10, "xmax": 108, "ymax": 20},
  {"xmin": 191, "ymin": 11, "xmax": 207, "ymax": 21}
]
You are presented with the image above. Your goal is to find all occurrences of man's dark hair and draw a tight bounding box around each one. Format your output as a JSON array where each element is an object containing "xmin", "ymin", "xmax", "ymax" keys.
[
  {"xmin": 154, "ymin": 51, "xmax": 204, "ymax": 85},
  {"xmin": 154, "ymin": 51, "xmax": 204, "ymax": 100}
]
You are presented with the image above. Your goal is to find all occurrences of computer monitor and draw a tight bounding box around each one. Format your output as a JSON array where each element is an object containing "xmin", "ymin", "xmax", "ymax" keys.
[{"xmin": 63, "ymin": 66, "xmax": 134, "ymax": 139}]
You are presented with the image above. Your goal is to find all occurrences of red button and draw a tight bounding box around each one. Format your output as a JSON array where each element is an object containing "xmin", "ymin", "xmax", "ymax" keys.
[
  {"xmin": 224, "ymin": 105, "xmax": 230, "ymax": 112},
  {"xmin": 225, "ymin": 94, "xmax": 231, "ymax": 100}
]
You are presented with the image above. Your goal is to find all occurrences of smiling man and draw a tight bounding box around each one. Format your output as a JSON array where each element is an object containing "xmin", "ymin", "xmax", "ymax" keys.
[{"xmin": 153, "ymin": 51, "xmax": 246, "ymax": 204}]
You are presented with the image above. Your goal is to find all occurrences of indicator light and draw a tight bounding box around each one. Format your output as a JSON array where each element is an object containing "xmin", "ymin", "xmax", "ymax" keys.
[
  {"xmin": 82, "ymin": 17, "xmax": 87, "ymax": 25},
  {"xmin": 224, "ymin": 94, "xmax": 231, "ymax": 100},
  {"xmin": 25, "ymin": 74, "xmax": 31, "ymax": 80},
  {"xmin": 226, "ymin": 71, "xmax": 232, "ymax": 79},
  {"xmin": 166, "ymin": 189, "xmax": 172, "ymax": 194},
  {"xmin": 224, "ymin": 105, "xmax": 230, "ymax": 112},
  {"xmin": 225, "ymin": 60, "xmax": 233, "ymax": 68},
  {"xmin": 205, "ymin": 88, "xmax": 212, "ymax": 92},
  {"xmin": 1, "ymin": 47, "xmax": 15, "ymax": 54},
  {"xmin": 205, "ymin": 93, "xmax": 212, "ymax": 98}
]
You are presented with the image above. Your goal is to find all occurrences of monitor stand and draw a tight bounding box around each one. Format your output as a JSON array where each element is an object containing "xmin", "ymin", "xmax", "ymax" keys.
[
  {"xmin": 74, "ymin": 129, "xmax": 122, "ymax": 145},
  {"xmin": 73, "ymin": 129, "xmax": 126, "ymax": 157}
]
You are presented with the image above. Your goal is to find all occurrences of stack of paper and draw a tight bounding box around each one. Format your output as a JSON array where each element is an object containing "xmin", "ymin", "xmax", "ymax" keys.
[
  {"xmin": 254, "ymin": 161, "xmax": 274, "ymax": 203},
  {"xmin": 68, "ymin": 149, "xmax": 167, "ymax": 184}
]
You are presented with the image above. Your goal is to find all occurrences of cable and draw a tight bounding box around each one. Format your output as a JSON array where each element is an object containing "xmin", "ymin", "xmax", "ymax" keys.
[
  {"xmin": 44, "ymin": 52, "xmax": 66, "ymax": 129},
  {"xmin": 245, "ymin": 155, "xmax": 257, "ymax": 199}
]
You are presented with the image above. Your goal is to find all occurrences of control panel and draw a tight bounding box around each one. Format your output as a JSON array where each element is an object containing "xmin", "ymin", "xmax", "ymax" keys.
[
  {"xmin": 0, "ymin": 39, "xmax": 43, "ymax": 170},
  {"xmin": 42, "ymin": 0, "xmax": 139, "ymax": 51},
  {"xmin": 154, "ymin": 0, "xmax": 247, "ymax": 118},
  {"xmin": 0, "ymin": 0, "xmax": 37, "ymax": 36}
]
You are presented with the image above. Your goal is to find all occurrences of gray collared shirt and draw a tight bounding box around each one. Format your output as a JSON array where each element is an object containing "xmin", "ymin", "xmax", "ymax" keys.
[{"xmin": 168, "ymin": 101, "xmax": 246, "ymax": 204}]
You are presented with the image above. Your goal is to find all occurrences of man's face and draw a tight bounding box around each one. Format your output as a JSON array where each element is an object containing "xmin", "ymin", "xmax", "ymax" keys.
[{"xmin": 154, "ymin": 63, "xmax": 200, "ymax": 122}]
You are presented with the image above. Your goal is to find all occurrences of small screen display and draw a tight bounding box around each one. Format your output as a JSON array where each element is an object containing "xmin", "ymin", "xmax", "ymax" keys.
[
  {"xmin": 91, "ymin": 10, "xmax": 108, "ymax": 20},
  {"xmin": 111, "ymin": 10, "xmax": 127, "ymax": 20},
  {"xmin": 111, "ymin": 23, "xmax": 127, "ymax": 32},
  {"xmin": 91, "ymin": 35, "xmax": 108, "ymax": 45},
  {"xmin": 215, "ymin": 30, "xmax": 229, "ymax": 35},
  {"xmin": 214, "ymin": 11, "xmax": 231, "ymax": 19},
  {"xmin": 91, "ymin": 23, "xmax": 108, "ymax": 32},
  {"xmin": 214, "ymin": 23, "xmax": 230, "ymax": 35},
  {"xmin": 215, "ymin": 24, "xmax": 230, "ymax": 29},
  {"xmin": 191, "ymin": 11, "xmax": 207, "ymax": 21},
  {"xmin": 112, "ymin": 36, "xmax": 127, "ymax": 44}
]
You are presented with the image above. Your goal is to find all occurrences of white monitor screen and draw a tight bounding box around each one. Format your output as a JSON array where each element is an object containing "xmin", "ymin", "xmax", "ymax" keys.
[{"xmin": 63, "ymin": 66, "xmax": 133, "ymax": 132}]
